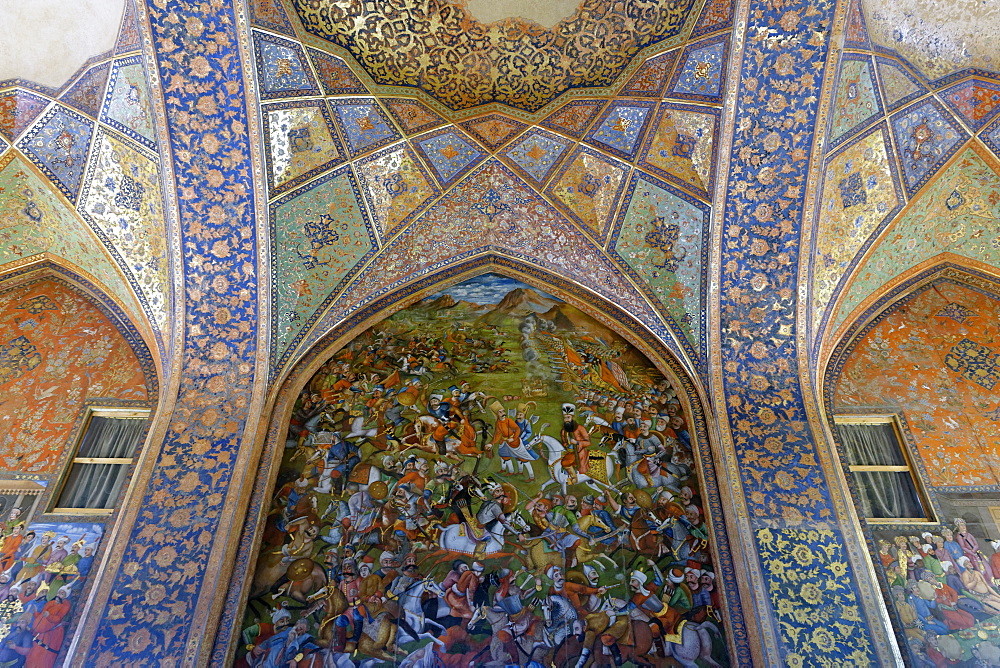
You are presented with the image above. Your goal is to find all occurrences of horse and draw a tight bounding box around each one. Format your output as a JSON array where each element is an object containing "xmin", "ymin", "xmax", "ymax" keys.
[
  {"xmin": 437, "ymin": 511, "xmax": 529, "ymax": 556},
  {"xmin": 537, "ymin": 435, "xmax": 613, "ymax": 495},
  {"xmin": 659, "ymin": 620, "xmax": 724, "ymax": 668},
  {"xmin": 468, "ymin": 604, "xmax": 549, "ymax": 667},
  {"xmin": 524, "ymin": 515, "xmax": 619, "ymax": 572},
  {"xmin": 391, "ymin": 577, "xmax": 456, "ymax": 642}
]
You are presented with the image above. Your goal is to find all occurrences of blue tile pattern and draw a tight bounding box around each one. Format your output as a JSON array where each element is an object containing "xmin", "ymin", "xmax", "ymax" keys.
[
  {"xmin": 412, "ymin": 128, "xmax": 486, "ymax": 186},
  {"xmin": 585, "ymin": 101, "xmax": 657, "ymax": 161},
  {"xmin": 328, "ymin": 99, "xmax": 401, "ymax": 158},
  {"xmin": 17, "ymin": 105, "xmax": 95, "ymax": 202},
  {"xmin": 500, "ymin": 128, "xmax": 573, "ymax": 186},
  {"xmin": 891, "ymin": 99, "xmax": 967, "ymax": 196}
]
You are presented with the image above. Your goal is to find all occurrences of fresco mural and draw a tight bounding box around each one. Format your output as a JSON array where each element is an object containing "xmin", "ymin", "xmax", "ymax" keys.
[
  {"xmin": 834, "ymin": 281, "xmax": 1000, "ymax": 487},
  {"xmin": 0, "ymin": 279, "xmax": 148, "ymax": 475},
  {"xmin": 870, "ymin": 519, "xmax": 1000, "ymax": 667},
  {"xmin": 238, "ymin": 274, "xmax": 729, "ymax": 667},
  {"xmin": 0, "ymin": 521, "xmax": 103, "ymax": 667}
]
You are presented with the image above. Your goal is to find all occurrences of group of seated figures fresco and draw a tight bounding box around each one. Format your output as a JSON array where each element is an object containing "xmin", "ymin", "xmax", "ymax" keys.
[
  {"xmin": 876, "ymin": 520, "xmax": 1000, "ymax": 666},
  {"xmin": 237, "ymin": 275, "xmax": 730, "ymax": 667}
]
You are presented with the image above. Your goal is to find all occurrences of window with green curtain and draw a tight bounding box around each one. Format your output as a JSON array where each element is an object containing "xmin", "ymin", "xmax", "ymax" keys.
[{"xmin": 54, "ymin": 413, "xmax": 147, "ymax": 512}]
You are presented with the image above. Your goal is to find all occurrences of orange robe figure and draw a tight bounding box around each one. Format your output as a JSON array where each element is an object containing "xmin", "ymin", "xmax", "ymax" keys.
[{"xmin": 28, "ymin": 596, "xmax": 70, "ymax": 668}]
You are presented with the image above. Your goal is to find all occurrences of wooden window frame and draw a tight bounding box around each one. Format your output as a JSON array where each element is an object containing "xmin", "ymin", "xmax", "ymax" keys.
[
  {"xmin": 833, "ymin": 413, "xmax": 936, "ymax": 524},
  {"xmin": 47, "ymin": 406, "xmax": 150, "ymax": 515}
]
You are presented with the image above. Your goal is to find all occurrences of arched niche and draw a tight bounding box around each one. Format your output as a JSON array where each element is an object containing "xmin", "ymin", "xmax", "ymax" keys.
[
  {"xmin": 221, "ymin": 260, "xmax": 745, "ymax": 666},
  {"xmin": 823, "ymin": 262, "xmax": 1000, "ymax": 667},
  {"xmin": 0, "ymin": 263, "xmax": 159, "ymax": 665}
]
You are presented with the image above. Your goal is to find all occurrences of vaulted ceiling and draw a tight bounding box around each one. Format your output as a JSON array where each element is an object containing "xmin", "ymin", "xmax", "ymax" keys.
[{"xmin": 0, "ymin": 0, "xmax": 999, "ymax": 389}]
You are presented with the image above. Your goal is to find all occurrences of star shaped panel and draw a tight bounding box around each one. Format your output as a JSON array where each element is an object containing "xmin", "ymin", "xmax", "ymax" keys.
[
  {"xmin": 382, "ymin": 98, "xmax": 447, "ymax": 136},
  {"xmin": 327, "ymin": 98, "xmax": 401, "ymax": 159},
  {"xmin": 638, "ymin": 102, "xmax": 719, "ymax": 199},
  {"xmin": 0, "ymin": 90, "xmax": 49, "ymax": 143},
  {"xmin": 458, "ymin": 114, "xmax": 529, "ymax": 152},
  {"xmin": 828, "ymin": 55, "xmax": 882, "ymax": 148},
  {"xmin": 609, "ymin": 170, "xmax": 710, "ymax": 348},
  {"xmin": 252, "ymin": 30, "xmax": 321, "ymax": 100},
  {"xmin": 60, "ymin": 62, "xmax": 111, "ymax": 118},
  {"xmin": 17, "ymin": 105, "xmax": 95, "ymax": 202},
  {"xmin": 545, "ymin": 145, "xmax": 629, "ymax": 242},
  {"xmin": 540, "ymin": 100, "xmax": 607, "ymax": 140},
  {"xmin": 101, "ymin": 56, "xmax": 157, "ymax": 149},
  {"xmin": 618, "ymin": 51, "xmax": 680, "ymax": 98},
  {"xmin": 940, "ymin": 78, "xmax": 1000, "ymax": 131},
  {"xmin": 412, "ymin": 127, "xmax": 487, "ymax": 187},
  {"xmin": 668, "ymin": 34, "xmax": 729, "ymax": 103},
  {"xmin": 875, "ymin": 57, "xmax": 927, "ymax": 111},
  {"xmin": 890, "ymin": 99, "xmax": 968, "ymax": 196},
  {"xmin": 499, "ymin": 128, "xmax": 574, "ymax": 188},
  {"xmin": 353, "ymin": 143, "xmax": 439, "ymax": 240},
  {"xmin": 306, "ymin": 48, "xmax": 367, "ymax": 95},
  {"xmin": 585, "ymin": 100, "xmax": 658, "ymax": 162},
  {"xmin": 263, "ymin": 100, "xmax": 344, "ymax": 195}
]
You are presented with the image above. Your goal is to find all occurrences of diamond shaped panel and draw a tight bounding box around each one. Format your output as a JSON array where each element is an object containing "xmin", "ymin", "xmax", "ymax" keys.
[
  {"xmin": 101, "ymin": 56, "xmax": 156, "ymax": 148},
  {"xmin": 540, "ymin": 100, "xmax": 607, "ymax": 139},
  {"xmin": 60, "ymin": 62, "xmax": 111, "ymax": 118},
  {"xmin": 328, "ymin": 99, "xmax": 401, "ymax": 159},
  {"xmin": 619, "ymin": 51, "xmax": 679, "ymax": 98},
  {"xmin": 499, "ymin": 128, "xmax": 574, "ymax": 188},
  {"xmin": 354, "ymin": 143, "xmax": 439, "ymax": 239},
  {"xmin": 306, "ymin": 48, "xmax": 367, "ymax": 95},
  {"xmin": 668, "ymin": 35, "xmax": 728, "ymax": 102},
  {"xmin": 940, "ymin": 78, "xmax": 1000, "ymax": 131},
  {"xmin": 638, "ymin": 103, "xmax": 718, "ymax": 198},
  {"xmin": 17, "ymin": 105, "xmax": 95, "ymax": 202},
  {"xmin": 829, "ymin": 56, "xmax": 881, "ymax": 146},
  {"xmin": 876, "ymin": 57, "xmax": 927, "ymax": 111},
  {"xmin": 252, "ymin": 31, "xmax": 321, "ymax": 100},
  {"xmin": 412, "ymin": 127, "xmax": 487, "ymax": 187},
  {"xmin": 545, "ymin": 145, "xmax": 629, "ymax": 241},
  {"xmin": 585, "ymin": 100, "xmax": 657, "ymax": 162},
  {"xmin": 0, "ymin": 91, "xmax": 49, "ymax": 143},
  {"xmin": 263, "ymin": 100, "xmax": 344, "ymax": 194},
  {"xmin": 891, "ymin": 99, "xmax": 968, "ymax": 196}
]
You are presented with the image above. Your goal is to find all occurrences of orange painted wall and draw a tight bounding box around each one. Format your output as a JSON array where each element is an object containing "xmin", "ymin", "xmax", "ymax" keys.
[
  {"xmin": 834, "ymin": 282, "xmax": 1000, "ymax": 487},
  {"xmin": 0, "ymin": 279, "xmax": 147, "ymax": 473}
]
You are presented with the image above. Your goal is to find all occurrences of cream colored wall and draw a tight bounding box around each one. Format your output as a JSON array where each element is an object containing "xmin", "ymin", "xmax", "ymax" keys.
[
  {"xmin": 465, "ymin": 0, "xmax": 581, "ymax": 26},
  {"xmin": 0, "ymin": 0, "xmax": 124, "ymax": 87}
]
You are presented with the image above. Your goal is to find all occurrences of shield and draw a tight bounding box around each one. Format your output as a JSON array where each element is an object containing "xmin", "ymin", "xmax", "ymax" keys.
[
  {"xmin": 286, "ymin": 558, "xmax": 315, "ymax": 581},
  {"xmin": 501, "ymin": 482, "xmax": 518, "ymax": 513},
  {"xmin": 368, "ymin": 480, "xmax": 388, "ymax": 500}
]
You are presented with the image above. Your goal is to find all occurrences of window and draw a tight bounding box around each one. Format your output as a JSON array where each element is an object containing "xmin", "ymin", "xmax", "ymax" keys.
[
  {"xmin": 834, "ymin": 415, "xmax": 934, "ymax": 522},
  {"xmin": 50, "ymin": 408, "xmax": 149, "ymax": 514}
]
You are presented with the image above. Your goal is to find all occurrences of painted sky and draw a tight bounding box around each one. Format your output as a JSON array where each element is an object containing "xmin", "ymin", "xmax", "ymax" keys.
[{"xmin": 437, "ymin": 273, "xmax": 558, "ymax": 305}]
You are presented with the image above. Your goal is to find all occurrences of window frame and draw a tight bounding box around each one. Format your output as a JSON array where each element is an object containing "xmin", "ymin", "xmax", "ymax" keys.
[
  {"xmin": 47, "ymin": 406, "xmax": 150, "ymax": 515},
  {"xmin": 833, "ymin": 413, "xmax": 937, "ymax": 524}
]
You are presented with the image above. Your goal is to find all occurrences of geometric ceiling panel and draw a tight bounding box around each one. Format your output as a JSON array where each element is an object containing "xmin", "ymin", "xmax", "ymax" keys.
[
  {"xmin": 498, "ymin": 128, "xmax": 574, "ymax": 188},
  {"xmin": 457, "ymin": 114, "xmax": 529, "ymax": 152},
  {"xmin": 618, "ymin": 51, "xmax": 679, "ymax": 98},
  {"xmin": 539, "ymin": 99, "xmax": 607, "ymax": 139},
  {"xmin": 545, "ymin": 145, "xmax": 629, "ymax": 242},
  {"xmin": 843, "ymin": 0, "xmax": 870, "ymax": 49},
  {"xmin": 832, "ymin": 147, "xmax": 1000, "ymax": 334},
  {"xmin": 249, "ymin": 0, "xmax": 296, "ymax": 36},
  {"xmin": 0, "ymin": 133, "xmax": 7, "ymax": 155},
  {"xmin": 983, "ymin": 114, "xmax": 1000, "ymax": 158},
  {"xmin": 829, "ymin": 56, "xmax": 881, "ymax": 146},
  {"xmin": 381, "ymin": 98, "xmax": 447, "ymax": 136},
  {"xmin": 940, "ymin": 78, "xmax": 1000, "ymax": 131},
  {"xmin": 306, "ymin": 48, "xmax": 367, "ymax": 95},
  {"xmin": 584, "ymin": 100, "xmax": 658, "ymax": 161},
  {"xmin": 116, "ymin": 0, "xmax": 141, "ymax": 52},
  {"xmin": 812, "ymin": 124, "xmax": 901, "ymax": 335},
  {"xmin": 0, "ymin": 90, "xmax": 49, "ymax": 143},
  {"xmin": 891, "ymin": 99, "xmax": 968, "ymax": 196},
  {"xmin": 609, "ymin": 171, "xmax": 710, "ymax": 348},
  {"xmin": 327, "ymin": 98, "xmax": 401, "ymax": 159},
  {"xmin": 252, "ymin": 31, "xmax": 321, "ymax": 100},
  {"xmin": 79, "ymin": 128, "xmax": 169, "ymax": 330},
  {"xmin": 292, "ymin": 0, "xmax": 699, "ymax": 111},
  {"xmin": 691, "ymin": 0, "xmax": 734, "ymax": 38},
  {"xmin": 353, "ymin": 142, "xmax": 439, "ymax": 240},
  {"xmin": 668, "ymin": 34, "xmax": 729, "ymax": 103},
  {"xmin": 638, "ymin": 102, "xmax": 718, "ymax": 199},
  {"xmin": 271, "ymin": 165, "xmax": 377, "ymax": 369},
  {"xmin": 60, "ymin": 62, "xmax": 111, "ymax": 118},
  {"xmin": 101, "ymin": 56, "xmax": 157, "ymax": 149},
  {"xmin": 16, "ymin": 105, "xmax": 95, "ymax": 202},
  {"xmin": 411, "ymin": 126, "xmax": 487, "ymax": 188},
  {"xmin": 263, "ymin": 100, "xmax": 344, "ymax": 195},
  {"xmin": 875, "ymin": 57, "xmax": 927, "ymax": 111}
]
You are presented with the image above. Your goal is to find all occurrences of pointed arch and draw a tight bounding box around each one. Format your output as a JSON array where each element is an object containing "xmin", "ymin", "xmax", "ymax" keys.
[{"xmin": 212, "ymin": 256, "xmax": 753, "ymax": 665}]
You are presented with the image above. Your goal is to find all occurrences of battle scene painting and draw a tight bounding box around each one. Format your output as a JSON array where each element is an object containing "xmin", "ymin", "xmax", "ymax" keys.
[{"xmin": 238, "ymin": 274, "xmax": 729, "ymax": 667}]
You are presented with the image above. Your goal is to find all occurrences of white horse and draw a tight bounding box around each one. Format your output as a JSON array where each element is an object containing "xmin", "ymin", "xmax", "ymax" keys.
[
  {"xmin": 393, "ymin": 577, "xmax": 453, "ymax": 641},
  {"xmin": 537, "ymin": 435, "xmax": 612, "ymax": 495},
  {"xmin": 438, "ymin": 512, "xmax": 528, "ymax": 555}
]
